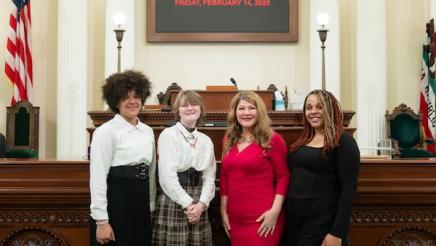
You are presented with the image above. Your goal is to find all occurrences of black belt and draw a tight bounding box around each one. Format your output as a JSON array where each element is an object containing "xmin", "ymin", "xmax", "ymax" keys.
[
  {"xmin": 177, "ymin": 168, "xmax": 202, "ymax": 186},
  {"xmin": 108, "ymin": 163, "xmax": 149, "ymax": 180}
]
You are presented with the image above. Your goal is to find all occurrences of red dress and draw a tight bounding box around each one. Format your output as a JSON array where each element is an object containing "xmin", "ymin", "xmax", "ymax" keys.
[{"xmin": 220, "ymin": 133, "xmax": 290, "ymax": 246}]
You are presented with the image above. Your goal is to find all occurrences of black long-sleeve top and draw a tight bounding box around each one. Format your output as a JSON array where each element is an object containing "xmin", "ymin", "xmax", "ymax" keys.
[{"xmin": 287, "ymin": 133, "xmax": 360, "ymax": 239}]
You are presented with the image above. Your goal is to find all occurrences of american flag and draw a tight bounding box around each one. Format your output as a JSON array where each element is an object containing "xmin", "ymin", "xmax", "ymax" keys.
[{"xmin": 5, "ymin": 0, "xmax": 33, "ymax": 106}]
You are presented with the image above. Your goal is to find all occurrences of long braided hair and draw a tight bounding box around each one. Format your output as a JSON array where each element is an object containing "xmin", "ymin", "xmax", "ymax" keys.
[{"xmin": 290, "ymin": 90, "xmax": 344, "ymax": 157}]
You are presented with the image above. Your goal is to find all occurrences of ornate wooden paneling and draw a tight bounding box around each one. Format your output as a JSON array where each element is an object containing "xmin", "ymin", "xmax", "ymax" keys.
[
  {"xmin": 348, "ymin": 159, "xmax": 436, "ymax": 246},
  {"xmin": 0, "ymin": 159, "xmax": 90, "ymax": 246},
  {"xmin": 1, "ymin": 226, "xmax": 70, "ymax": 246},
  {"xmin": 0, "ymin": 159, "xmax": 435, "ymax": 245}
]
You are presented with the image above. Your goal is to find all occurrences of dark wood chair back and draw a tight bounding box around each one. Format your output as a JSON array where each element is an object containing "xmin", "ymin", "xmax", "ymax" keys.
[{"xmin": 6, "ymin": 101, "xmax": 39, "ymax": 158}]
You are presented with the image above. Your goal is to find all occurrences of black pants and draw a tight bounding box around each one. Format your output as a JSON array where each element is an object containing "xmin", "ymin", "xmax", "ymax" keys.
[
  {"xmin": 90, "ymin": 166, "xmax": 151, "ymax": 246},
  {"xmin": 281, "ymin": 196, "xmax": 346, "ymax": 246}
]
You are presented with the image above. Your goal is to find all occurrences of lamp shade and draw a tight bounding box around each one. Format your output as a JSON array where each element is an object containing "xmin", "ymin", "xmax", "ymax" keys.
[
  {"xmin": 113, "ymin": 12, "xmax": 126, "ymax": 26},
  {"xmin": 316, "ymin": 12, "xmax": 330, "ymax": 26}
]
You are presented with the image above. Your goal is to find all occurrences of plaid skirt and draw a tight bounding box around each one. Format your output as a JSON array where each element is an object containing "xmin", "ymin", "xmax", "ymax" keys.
[{"xmin": 152, "ymin": 186, "xmax": 213, "ymax": 246}]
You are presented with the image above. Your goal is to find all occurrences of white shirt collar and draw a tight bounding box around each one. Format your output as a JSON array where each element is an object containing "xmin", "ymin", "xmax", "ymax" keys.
[
  {"xmin": 114, "ymin": 114, "xmax": 144, "ymax": 131},
  {"xmin": 175, "ymin": 122, "xmax": 197, "ymax": 138}
]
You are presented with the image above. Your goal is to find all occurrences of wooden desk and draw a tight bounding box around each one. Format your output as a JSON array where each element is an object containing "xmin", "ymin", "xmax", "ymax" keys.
[
  {"xmin": 0, "ymin": 159, "xmax": 434, "ymax": 245},
  {"xmin": 170, "ymin": 90, "xmax": 274, "ymax": 111},
  {"xmin": 350, "ymin": 159, "xmax": 436, "ymax": 245},
  {"xmin": 88, "ymin": 110, "xmax": 356, "ymax": 128}
]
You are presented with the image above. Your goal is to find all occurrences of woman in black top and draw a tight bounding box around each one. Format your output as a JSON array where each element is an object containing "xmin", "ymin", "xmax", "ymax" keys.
[{"xmin": 282, "ymin": 90, "xmax": 360, "ymax": 246}]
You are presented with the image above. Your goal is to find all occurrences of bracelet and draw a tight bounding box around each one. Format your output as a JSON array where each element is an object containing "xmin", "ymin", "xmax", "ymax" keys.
[
  {"xmin": 199, "ymin": 201, "xmax": 208, "ymax": 211},
  {"xmin": 95, "ymin": 219, "xmax": 109, "ymax": 226}
]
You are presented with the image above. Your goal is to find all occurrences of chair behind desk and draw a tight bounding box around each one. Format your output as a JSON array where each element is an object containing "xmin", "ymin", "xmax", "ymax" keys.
[
  {"xmin": 385, "ymin": 103, "xmax": 434, "ymax": 158},
  {"xmin": 5, "ymin": 101, "xmax": 39, "ymax": 158}
]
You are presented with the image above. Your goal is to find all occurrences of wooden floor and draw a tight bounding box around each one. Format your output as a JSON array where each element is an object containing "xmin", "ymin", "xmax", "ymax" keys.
[{"xmin": 0, "ymin": 158, "xmax": 434, "ymax": 245}]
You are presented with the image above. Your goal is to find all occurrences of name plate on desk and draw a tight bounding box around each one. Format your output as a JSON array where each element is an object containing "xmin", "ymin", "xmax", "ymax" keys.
[{"xmin": 170, "ymin": 90, "xmax": 273, "ymax": 111}]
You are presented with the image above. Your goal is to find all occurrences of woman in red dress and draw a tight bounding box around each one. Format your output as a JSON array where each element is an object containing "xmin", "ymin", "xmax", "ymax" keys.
[{"xmin": 220, "ymin": 91, "xmax": 290, "ymax": 246}]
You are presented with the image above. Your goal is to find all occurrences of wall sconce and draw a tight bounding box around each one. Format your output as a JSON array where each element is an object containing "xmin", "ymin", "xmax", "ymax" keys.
[
  {"xmin": 317, "ymin": 12, "xmax": 330, "ymax": 90},
  {"xmin": 113, "ymin": 12, "xmax": 126, "ymax": 73}
]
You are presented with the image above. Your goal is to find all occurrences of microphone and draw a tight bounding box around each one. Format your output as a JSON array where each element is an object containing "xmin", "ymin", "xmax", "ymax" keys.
[{"xmin": 230, "ymin": 78, "xmax": 238, "ymax": 87}]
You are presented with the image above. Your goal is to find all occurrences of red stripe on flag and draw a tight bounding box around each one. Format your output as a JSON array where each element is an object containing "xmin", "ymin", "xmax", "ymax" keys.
[
  {"xmin": 8, "ymin": 15, "xmax": 17, "ymax": 30},
  {"xmin": 16, "ymin": 77, "xmax": 28, "ymax": 101},
  {"xmin": 6, "ymin": 38, "xmax": 16, "ymax": 55},
  {"xmin": 5, "ymin": 64, "xmax": 15, "ymax": 83},
  {"xmin": 17, "ymin": 39, "xmax": 25, "ymax": 64}
]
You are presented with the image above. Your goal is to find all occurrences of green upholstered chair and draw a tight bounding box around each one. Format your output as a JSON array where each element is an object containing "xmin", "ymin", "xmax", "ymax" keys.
[
  {"xmin": 5, "ymin": 101, "xmax": 39, "ymax": 158},
  {"xmin": 385, "ymin": 103, "xmax": 434, "ymax": 158}
]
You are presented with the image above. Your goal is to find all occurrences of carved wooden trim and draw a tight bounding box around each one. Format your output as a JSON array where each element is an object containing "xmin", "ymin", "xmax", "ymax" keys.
[
  {"xmin": 386, "ymin": 103, "xmax": 421, "ymax": 119},
  {"xmin": 379, "ymin": 226, "xmax": 435, "ymax": 246},
  {"xmin": 351, "ymin": 209, "xmax": 436, "ymax": 224},
  {"xmin": 0, "ymin": 211, "xmax": 90, "ymax": 225},
  {"xmin": 88, "ymin": 110, "xmax": 355, "ymax": 127},
  {"xmin": 267, "ymin": 84, "xmax": 278, "ymax": 92},
  {"xmin": 0, "ymin": 226, "xmax": 68, "ymax": 246},
  {"xmin": 156, "ymin": 82, "xmax": 182, "ymax": 106}
]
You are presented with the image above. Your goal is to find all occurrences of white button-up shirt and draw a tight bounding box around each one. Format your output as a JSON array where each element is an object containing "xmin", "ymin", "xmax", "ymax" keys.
[
  {"xmin": 90, "ymin": 114, "xmax": 156, "ymax": 220},
  {"xmin": 157, "ymin": 122, "xmax": 216, "ymax": 208}
]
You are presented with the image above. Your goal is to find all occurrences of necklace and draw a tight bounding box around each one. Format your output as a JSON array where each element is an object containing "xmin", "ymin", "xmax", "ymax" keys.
[
  {"xmin": 238, "ymin": 135, "xmax": 254, "ymax": 143},
  {"xmin": 178, "ymin": 127, "xmax": 197, "ymax": 148}
]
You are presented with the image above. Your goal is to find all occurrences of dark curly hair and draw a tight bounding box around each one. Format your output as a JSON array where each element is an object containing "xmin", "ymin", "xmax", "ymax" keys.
[{"xmin": 102, "ymin": 70, "xmax": 152, "ymax": 113}]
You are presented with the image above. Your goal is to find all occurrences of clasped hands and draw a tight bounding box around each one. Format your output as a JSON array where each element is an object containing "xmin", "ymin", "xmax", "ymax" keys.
[{"xmin": 184, "ymin": 202, "xmax": 206, "ymax": 224}]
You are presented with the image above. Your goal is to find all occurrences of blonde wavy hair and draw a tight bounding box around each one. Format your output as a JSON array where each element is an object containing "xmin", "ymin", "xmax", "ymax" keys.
[{"xmin": 223, "ymin": 91, "xmax": 272, "ymax": 155}]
